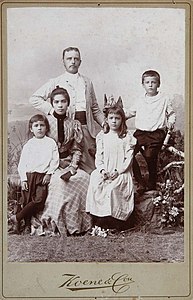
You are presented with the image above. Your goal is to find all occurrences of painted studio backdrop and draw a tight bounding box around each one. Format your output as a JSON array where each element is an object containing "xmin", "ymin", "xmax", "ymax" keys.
[{"xmin": 6, "ymin": 6, "xmax": 185, "ymax": 261}]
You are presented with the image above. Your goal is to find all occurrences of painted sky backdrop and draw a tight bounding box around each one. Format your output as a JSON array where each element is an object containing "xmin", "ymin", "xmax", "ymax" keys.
[{"xmin": 7, "ymin": 7, "xmax": 185, "ymax": 124}]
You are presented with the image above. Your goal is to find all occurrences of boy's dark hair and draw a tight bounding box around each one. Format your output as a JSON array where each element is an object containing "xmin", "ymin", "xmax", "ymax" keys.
[
  {"xmin": 62, "ymin": 47, "xmax": 81, "ymax": 60},
  {"xmin": 29, "ymin": 114, "xmax": 50, "ymax": 133},
  {"xmin": 142, "ymin": 70, "xmax": 160, "ymax": 87},
  {"xmin": 104, "ymin": 104, "xmax": 127, "ymax": 138},
  {"xmin": 50, "ymin": 86, "xmax": 70, "ymax": 106}
]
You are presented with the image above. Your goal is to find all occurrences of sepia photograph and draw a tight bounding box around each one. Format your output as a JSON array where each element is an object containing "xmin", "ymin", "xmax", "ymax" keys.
[{"xmin": 2, "ymin": 1, "xmax": 192, "ymax": 299}]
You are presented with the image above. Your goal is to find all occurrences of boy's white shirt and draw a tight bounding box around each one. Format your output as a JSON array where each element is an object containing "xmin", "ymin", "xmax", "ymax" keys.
[
  {"xmin": 18, "ymin": 136, "xmax": 59, "ymax": 182},
  {"xmin": 126, "ymin": 92, "xmax": 176, "ymax": 131}
]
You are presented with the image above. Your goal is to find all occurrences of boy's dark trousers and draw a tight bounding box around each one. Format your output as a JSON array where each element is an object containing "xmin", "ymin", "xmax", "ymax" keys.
[
  {"xmin": 133, "ymin": 129, "xmax": 166, "ymax": 189},
  {"xmin": 16, "ymin": 172, "xmax": 48, "ymax": 225}
]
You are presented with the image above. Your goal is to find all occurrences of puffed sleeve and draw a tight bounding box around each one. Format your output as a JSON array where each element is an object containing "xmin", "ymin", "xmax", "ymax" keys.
[
  {"xmin": 69, "ymin": 120, "xmax": 84, "ymax": 170},
  {"xmin": 117, "ymin": 131, "xmax": 136, "ymax": 174},
  {"xmin": 95, "ymin": 131, "xmax": 105, "ymax": 172},
  {"xmin": 73, "ymin": 120, "xmax": 84, "ymax": 144}
]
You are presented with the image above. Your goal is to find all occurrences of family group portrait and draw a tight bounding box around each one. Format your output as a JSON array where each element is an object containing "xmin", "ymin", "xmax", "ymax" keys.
[{"xmin": 6, "ymin": 6, "xmax": 185, "ymax": 264}]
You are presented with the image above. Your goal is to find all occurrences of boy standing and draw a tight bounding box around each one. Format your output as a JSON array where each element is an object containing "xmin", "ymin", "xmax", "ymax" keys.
[{"xmin": 127, "ymin": 70, "xmax": 176, "ymax": 193}]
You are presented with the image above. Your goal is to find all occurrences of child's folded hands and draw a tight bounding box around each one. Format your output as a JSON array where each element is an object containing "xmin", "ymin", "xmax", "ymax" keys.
[
  {"xmin": 100, "ymin": 169, "xmax": 119, "ymax": 181},
  {"xmin": 110, "ymin": 169, "xmax": 119, "ymax": 180},
  {"xmin": 100, "ymin": 169, "xmax": 109, "ymax": 180}
]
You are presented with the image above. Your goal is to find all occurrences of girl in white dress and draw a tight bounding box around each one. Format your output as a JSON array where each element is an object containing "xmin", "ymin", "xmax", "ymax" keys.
[{"xmin": 86, "ymin": 102, "xmax": 136, "ymax": 234}]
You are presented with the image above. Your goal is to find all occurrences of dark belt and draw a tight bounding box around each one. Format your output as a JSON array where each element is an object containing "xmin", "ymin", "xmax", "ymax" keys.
[{"xmin": 75, "ymin": 111, "xmax": 87, "ymax": 125}]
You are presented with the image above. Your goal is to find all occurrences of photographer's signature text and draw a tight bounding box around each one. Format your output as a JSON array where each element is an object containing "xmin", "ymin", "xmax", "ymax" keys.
[{"xmin": 59, "ymin": 272, "xmax": 135, "ymax": 294}]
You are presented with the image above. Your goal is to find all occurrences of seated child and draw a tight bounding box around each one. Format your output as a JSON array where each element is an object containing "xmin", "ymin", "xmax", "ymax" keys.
[
  {"xmin": 86, "ymin": 99, "xmax": 136, "ymax": 235},
  {"xmin": 9, "ymin": 114, "xmax": 59, "ymax": 234}
]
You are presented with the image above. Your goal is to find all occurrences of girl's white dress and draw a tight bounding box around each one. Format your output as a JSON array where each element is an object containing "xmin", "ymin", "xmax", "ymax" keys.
[{"xmin": 86, "ymin": 130, "xmax": 136, "ymax": 221}]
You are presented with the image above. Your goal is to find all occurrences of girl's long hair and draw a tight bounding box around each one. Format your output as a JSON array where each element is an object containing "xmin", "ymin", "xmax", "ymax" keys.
[{"xmin": 104, "ymin": 104, "xmax": 127, "ymax": 138}]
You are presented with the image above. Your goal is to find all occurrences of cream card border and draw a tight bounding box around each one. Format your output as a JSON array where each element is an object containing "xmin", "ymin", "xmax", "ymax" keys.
[{"xmin": 1, "ymin": 1, "xmax": 192, "ymax": 299}]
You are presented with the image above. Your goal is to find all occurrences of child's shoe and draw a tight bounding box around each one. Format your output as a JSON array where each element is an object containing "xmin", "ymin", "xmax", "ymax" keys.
[
  {"xmin": 89, "ymin": 225, "xmax": 99, "ymax": 236},
  {"xmin": 99, "ymin": 228, "xmax": 109, "ymax": 238}
]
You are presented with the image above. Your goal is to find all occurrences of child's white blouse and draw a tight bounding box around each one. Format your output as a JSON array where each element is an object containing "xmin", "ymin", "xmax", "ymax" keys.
[
  {"xmin": 18, "ymin": 136, "xmax": 59, "ymax": 181},
  {"xmin": 95, "ymin": 130, "xmax": 136, "ymax": 174}
]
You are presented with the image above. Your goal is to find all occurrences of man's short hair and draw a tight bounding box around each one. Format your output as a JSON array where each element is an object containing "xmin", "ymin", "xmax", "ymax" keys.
[{"xmin": 62, "ymin": 47, "xmax": 81, "ymax": 60}]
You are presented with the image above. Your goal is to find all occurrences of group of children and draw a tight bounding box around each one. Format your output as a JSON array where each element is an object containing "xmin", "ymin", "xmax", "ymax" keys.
[{"xmin": 9, "ymin": 70, "xmax": 176, "ymax": 236}]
